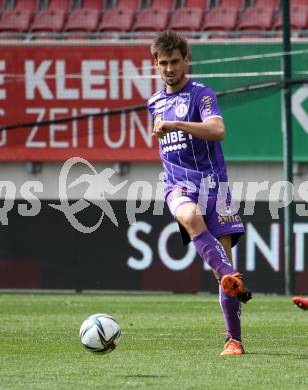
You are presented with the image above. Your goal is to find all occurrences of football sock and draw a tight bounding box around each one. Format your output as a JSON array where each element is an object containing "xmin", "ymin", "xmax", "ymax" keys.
[
  {"xmin": 219, "ymin": 284, "xmax": 242, "ymax": 341},
  {"xmin": 192, "ymin": 230, "xmax": 234, "ymax": 277}
]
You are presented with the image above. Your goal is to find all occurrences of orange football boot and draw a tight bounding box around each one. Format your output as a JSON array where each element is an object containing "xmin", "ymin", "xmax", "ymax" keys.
[
  {"xmin": 221, "ymin": 338, "xmax": 245, "ymax": 356},
  {"xmin": 221, "ymin": 272, "xmax": 252, "ymax": 303},
  {"xmin": 293, "ymin": 296, "xmax": 308, "ymax": 310}
]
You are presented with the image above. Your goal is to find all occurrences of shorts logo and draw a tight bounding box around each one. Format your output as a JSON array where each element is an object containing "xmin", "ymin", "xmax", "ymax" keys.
[
  {"xmin": 175, "ymin": 103, "xmax": 188, "ymax": 118},
  {"xmin": 207, "ymin": 174, "xmax": 216, "ymax": 189},
  {"xmin": 218, "ymin": 214, "xmax": 242, "ymax": 225},
  {"xmin": 170, "ymin": 187, "xmax": 188, "ymax": 200}
]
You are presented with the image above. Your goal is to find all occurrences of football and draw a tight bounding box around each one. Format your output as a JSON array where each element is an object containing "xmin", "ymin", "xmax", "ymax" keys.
[{"xmin": 79, "ymin": 313, "xmax": 122, "ymax": 353}]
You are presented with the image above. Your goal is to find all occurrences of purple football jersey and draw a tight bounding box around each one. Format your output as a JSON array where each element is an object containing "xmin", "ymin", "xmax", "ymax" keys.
[{"xmin": 147, "ymin": 79, "xmax": 228, "ymax": 198}]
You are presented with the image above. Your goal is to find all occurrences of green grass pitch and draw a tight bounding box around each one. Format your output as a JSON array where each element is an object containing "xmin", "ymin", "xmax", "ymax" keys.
[{"xmin": 0, "ymin": 293, "xmax": 307, "ymax": 389}]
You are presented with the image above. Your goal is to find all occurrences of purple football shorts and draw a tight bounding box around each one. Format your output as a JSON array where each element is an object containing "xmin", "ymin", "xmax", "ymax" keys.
[{"xmin": 166, "ymin": 188, "xmax": 245, "ymax": 247}]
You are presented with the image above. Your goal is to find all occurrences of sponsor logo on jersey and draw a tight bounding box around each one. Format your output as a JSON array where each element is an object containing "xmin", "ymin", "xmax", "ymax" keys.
[
  {"xmin": 160, "ymin": 130, "xmax": 188, "ymax": 153},
  {"xmin": 202, "ymin": 95, "xmax": 212, "ymax": 115}
]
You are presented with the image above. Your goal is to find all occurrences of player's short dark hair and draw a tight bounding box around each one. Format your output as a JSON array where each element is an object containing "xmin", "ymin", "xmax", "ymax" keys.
[{"xmin": 151, "ymin": 30, "xmax": 188, "ymax": 59}]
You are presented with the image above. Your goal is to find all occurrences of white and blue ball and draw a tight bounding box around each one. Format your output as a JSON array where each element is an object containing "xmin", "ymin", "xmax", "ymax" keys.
[{"xmin": 79, "ymin": 313, "xmax": 121, "ymax": 353}]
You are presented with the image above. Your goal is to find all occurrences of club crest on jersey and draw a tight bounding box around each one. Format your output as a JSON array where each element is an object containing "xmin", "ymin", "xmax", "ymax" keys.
[{"xmin": 175, "ymin": 103, "xmax": 188, "ymax": 118}]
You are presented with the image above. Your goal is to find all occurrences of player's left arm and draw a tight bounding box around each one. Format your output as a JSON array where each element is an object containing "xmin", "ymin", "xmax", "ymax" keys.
[{"xmin": 152, "ymin": 117, "xmax": 225, "ymax": 141}]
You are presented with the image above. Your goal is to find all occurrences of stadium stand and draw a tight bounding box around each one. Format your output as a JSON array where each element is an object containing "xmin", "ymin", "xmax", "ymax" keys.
[
  {"xmin": 0, "ymin": 0, "xmax": 36, "ymax": 33},
  {"xmin": 169, "ymin": 0, "xmax": 208, "ymax": 33},
  {"xmin": 31, "ymin": 0, "xmax": 71, "ymax": 34},
  {"xmin": 169, "ymin": 7, "xmax": 205, "ymax": 32},
  {"xmin": 274, "ymin": 4, "xmax": 308, "ymax": 32},
  {"xmin": 134, "ymin": 8, "xmax": 170, "ymax": 32},
  {"xmin": 98, "ymin": 0, "xmax": 138, "ymax": 33},
  {"xmin": 66, "ymin": 0, "xmax": 103, "ymax": 33},
  {"xmin": 116, "ymin": 0, "xmax": 139, "ymax": 10},
  {"xmin": 253, "ymin": 0, "xmax": 277, "ymax": 7},
  {"xmin": 219, "ymin": 0, "xmax": 243, "ymax": 8},
  {"xmin": 14, "ymin": 0, "xmax": 37, "ymax": 12},
  {"xmin": 66, "ymin": 8, "xmax": 101, "ymax": 33},
  {"xmin": 150, "ymin": 0, "xmax": 174, "ymax": 12},
  {"xmin": 286, "ymin": 0, "xmax": 308, "ymax": 5},
  {"xmin": 185, "ymin": 0, "xmax": 209, "ymax": 8},
  {"xmin": 99, "ymin": 8, "xmax": 135, "ymax": 32},
  {"xmin": 31, "ymin": 10, "xmax": 67, "ymax": 33},
  {"xmin": 46, "ymin": 0, "xmax": 71, "ymax": 11},
  {"xmin": 238, "ymin": 6, "xmax": 275, "ymax": 33},
  {"xmin": 203, "ymin": 6, "xmax": 239, "ymax": 32},
  {"xmin": 199, "ymin": 0, "xmax": 241, "ymax": 36},
  {"xmin": 0, "ymin": 0, "xmax": 307, "ymax": 39},
  {"xmin": 79, "ymin": 0, "xmax": 105, "ymax": 9},
  {"xmin": 134, "ymin": 0, "xmax": 173, "ymax": 33}
]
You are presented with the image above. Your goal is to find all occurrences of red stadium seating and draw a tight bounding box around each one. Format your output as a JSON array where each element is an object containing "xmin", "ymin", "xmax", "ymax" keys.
[
  {"xmin": 185, "ymin": 0, "xmax": 209, "ymax": 9},
  {"xmin": 133, "ymin": 0, "xmax": 173, "ymax": 33},
  {"xmin": 239, "ymin": 6, "xmax": 275, "ymax": 31},
  {"xmin": 47, "ymin": 0, "xmax": 71, "ymax": 11},
  {"xmin": 99, "ymin": 8, "xmax": 135, "ymax": 32},
  {"xmin": 14, "ymin": 0, "xmax": 37, "ymax": 12},
  {"xmin": 220, "ymin": 0, "xmax": 243, "ymax": 8},
  {"xmin": 170, "ymin": 7, "xmax": 204, "ymax": 31},
  {"xmin": 81, "ymin": 0, "xmax": 105, "ymax": 9},
  {"xmin": 134, "ymin": 8, "xmax": 170, "ymax": 31},
  {"xmin": 66, "ymin": 8, "xmax": 101, "ymax": 32},
  {"xmin": 285, "ymin": 0, "xmax": 307, "ymax": 5},
  {"xmin": 274, "ymin": 5, "xmax": 308, "ymax": 31},
  {"xmin": 117, "ymin": 0, "xmax": 139, "ymax": 10},
  {"xmin": 65, "ymin": 0, "xmax": 106, "ymax": 34},
  {"xmin": 31, "ymin": 9, "xmax": 67, "ymax": 33},
  {"xmin": 31, "ymin": 0, "xmax": 72, "ymax": 34},
  {"xmin": 203, "ymin": 6, "xmax": 239, "ymax": 31},
  {"xmin": 254, "ymin": 0, "xmax": 277, "ymax": 7},
  {"xmin": 0, "ymin": 10, "xmax": 34, "ymax": 32},
  {"xmin": 151, "ymin": 0, "xmax": 174, "ymax": 11},
  {"xmin": 0, "ymin": 0, "xmax": 37, "ymax": 34}
]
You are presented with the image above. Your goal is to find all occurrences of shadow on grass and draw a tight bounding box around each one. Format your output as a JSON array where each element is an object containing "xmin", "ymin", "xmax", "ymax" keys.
[
  {"xmin": 247, "ymin": 352, "xmax": 308, "ymax": 359},
  {"xmin": 124, "ymin": 374, "xmax": 167, "ymax": 379}
]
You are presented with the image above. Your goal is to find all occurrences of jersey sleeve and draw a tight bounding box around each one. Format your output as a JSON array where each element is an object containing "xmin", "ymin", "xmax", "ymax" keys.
[
  {"xmin": 147, "ymin": 100, "xmax": 153, "ymax": 118},
  {"xmin": 198, "ymin": 86, "xmax": 222, "ymax": 122}
]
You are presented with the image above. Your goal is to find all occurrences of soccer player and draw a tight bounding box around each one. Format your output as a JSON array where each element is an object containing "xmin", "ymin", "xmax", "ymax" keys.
[
  {"xmin": 293, "ymin": 297, "xmax": 308, "ymax": 310},
  {"xmin": 147, "ymin": 30, "xmax": 252, "ymax": 356}
]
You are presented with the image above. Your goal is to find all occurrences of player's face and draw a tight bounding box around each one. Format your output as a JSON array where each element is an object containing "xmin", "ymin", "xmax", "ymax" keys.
[{"xmin": 155, "ymin": 49, "xmax": 188, "ymax": 90}]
